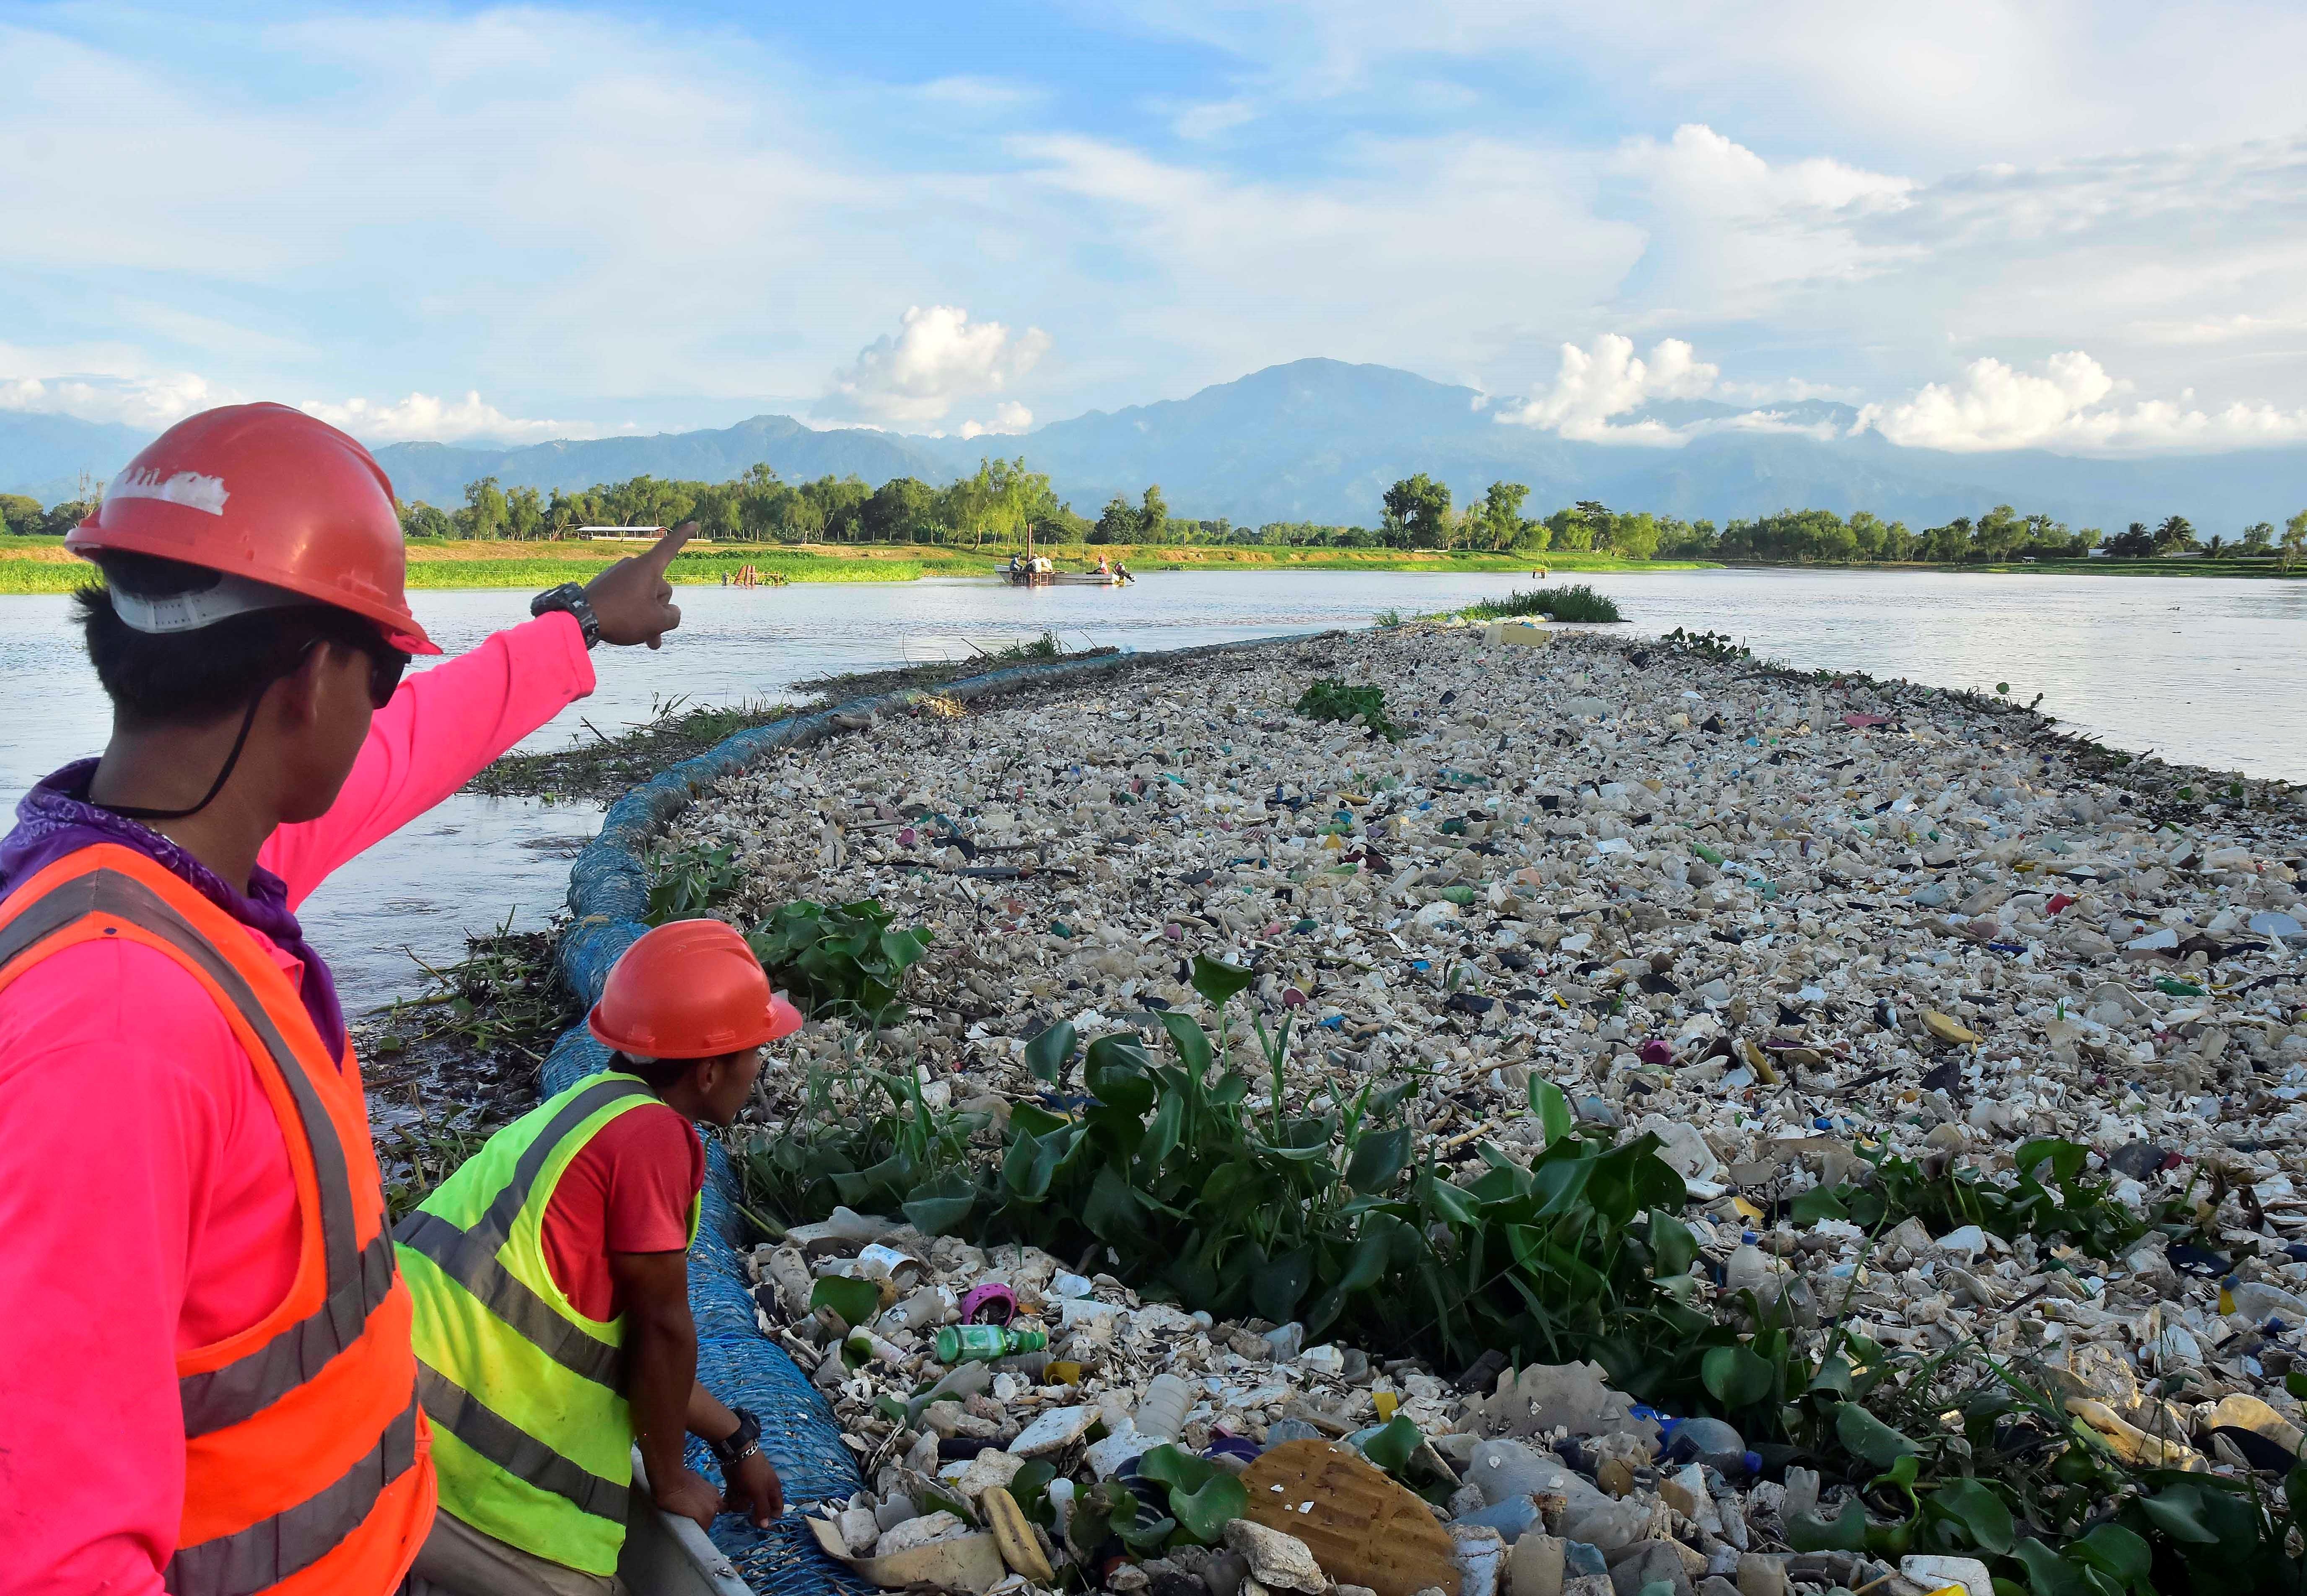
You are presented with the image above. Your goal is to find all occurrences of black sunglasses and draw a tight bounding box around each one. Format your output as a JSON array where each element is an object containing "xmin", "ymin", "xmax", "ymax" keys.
[
  {"xmin": 293, "ymin": 632, "xmax": 409, "ymax": 710},
  {"xmin": 358, "ymin": 637, "xmax": 411, "ymax": 710}
]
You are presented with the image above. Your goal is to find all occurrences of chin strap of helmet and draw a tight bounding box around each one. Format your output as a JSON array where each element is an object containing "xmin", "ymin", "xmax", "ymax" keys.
[
  {"xmin": 93, "ymin": 636, "xmax": 321, "ymax": 823},
  {"xmin": 96, "ymin": 693, "xmax": 267, "ymax": 822}
]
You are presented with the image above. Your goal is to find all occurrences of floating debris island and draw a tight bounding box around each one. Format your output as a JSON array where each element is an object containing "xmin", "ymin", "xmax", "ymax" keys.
[{"xmin": 655, "ymin": 623, "xmax": 2307, "ymax": 1596}]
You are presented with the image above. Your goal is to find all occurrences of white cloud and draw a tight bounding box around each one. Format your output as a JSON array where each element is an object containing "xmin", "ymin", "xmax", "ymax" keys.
[
  {"xmin": 1609, "ymin": 124, "xmax": 1916, "ymax": 321},
  {"xmin": 820, "ymin": 306, "xmax": 1051, "ymax": 428},
  {"xmin": 958, "ymin": 402, "xmax": 1034, "ymax": 439},
  {"xmin": 1170, "ymin": 98, "xmax": 1257, "ymax": 140},
  {"xmin": 298, "ymin": 391, "xmax": 608, "ymax": 445},
  {"xmin": 0, "ymin": 371, "xmax": 223, "ymax": 430},
  {"xmin": 1859, "ymin": 351, "xmax": 2307, "ymax": 453},
  {"xmin": 1495, "ymin": 334, "xmax": 1718, "ymax": 444}
]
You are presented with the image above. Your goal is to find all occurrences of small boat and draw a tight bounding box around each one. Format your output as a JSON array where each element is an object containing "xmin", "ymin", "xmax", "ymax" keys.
[{"xmin": 993, "ymin": 563, "xmax": 1133, "ymax": 587}]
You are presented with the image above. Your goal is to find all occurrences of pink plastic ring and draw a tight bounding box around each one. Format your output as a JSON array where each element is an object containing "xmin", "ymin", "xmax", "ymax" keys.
[{"xmin": 959, "ymin": 1283, "xmax": 1017, "ymax": 1326}]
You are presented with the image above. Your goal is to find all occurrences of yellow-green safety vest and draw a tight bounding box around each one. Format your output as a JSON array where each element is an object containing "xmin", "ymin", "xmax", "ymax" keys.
[{"xmin": 393, "ymin": 1072, "xmax": 702, "ymax": 1576}]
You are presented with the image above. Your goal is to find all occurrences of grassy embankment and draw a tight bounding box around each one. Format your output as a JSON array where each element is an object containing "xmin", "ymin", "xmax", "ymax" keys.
[{"xmin": 0, "ymin": 534, "xmax": 1696, "ymax": 594}]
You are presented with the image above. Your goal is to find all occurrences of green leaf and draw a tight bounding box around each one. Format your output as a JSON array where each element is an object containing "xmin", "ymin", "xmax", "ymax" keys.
[
  {"xmin": 1024, "ymin": 1021, "xmax": 1076, "ymax": 1083},
  {"xmin": 1527, "ymin": 1077, "xmax": 1573, "ymax": 1146},
  {"xmin": 1116, "ymin": 1513, "xmax": 1181, "ymax": 1549},
  {"xmin": 1835, "ymin": 1403, "xmax": 1918, "ymax": 1468},
  {"xmin": 810, "ymin": 1275, "xmax": 881, "ymax": 1331},
  {"xmin": 1808, "ymin": 1354, "xmax": 1856, "ymax": 1400},
  {"xmin": 1252, "ymin": 1246, "xmax": 1314, "ymax": 1324},
  {"xmin": 1168, "ymin": 1474, "xmax": 1248, "ymax": 1546},
  {"xmin": 2287, "ymin": 1370, "xmax": 2307, "ymax": 1403},
  {"xmin": 1003, "ymin": 1125, "xmax": 1072, "ymax": 1202},
  {"xmin": 1345, "ymin": 1124, "xmax": 1413, "ymax": 1192},
  {"xmin": 1700, "ymin": 1344, "xmax": 1775, "ymax": 1409},
  {"xmin": 2134, "ymin": 1488, "xmax": 2220, "ymax": 1544},
  {"xmin": 1191, "ymin": 953, "xmax": 1256, "ymax": 1010},
  {"xmin": 900, "ymin": 1178, "xmax": 976, "ymax": 1236},
  {"xmin": 1304, "ymin": 1229, "xmax": 1392, "ymax": 1335},
  {"xmin": 1155, "ymin": 1010, "xmax": 1213, "ymax": 1081},
  {"xmin": 1066, "ymin": 1499, "xmax": 1111, "ymax": 1560},
  {"xmin": 1008, "ymin": 1100, "xmax": 1071, "ymax": 1137},
  {"xmin": 1084, "ymin": 1032, "xmax": 1157, "ymax": 1117},
  {"xmin": 2010, "ymin": 1538, "xmax": 2086, "ymax": 1596},
  {"xmin": 1139, "ymin": 1090, "xmax": 1185, "ymax": 1172},
  {"xmin": 1358, "ymin": 1415, "xmax": 1422, "ymax": 1476},
  {"xmin": 1785, "ymin": 1499, "xmax": 1869, "ymax": 1553},
  {"xmin": 1927, "ymin": 1477, "xmax": 2014, "ymax": 1555},
  {"xmin": 1423, "ymin": 1173, "xmax": 1481, "ymax": 1226},
  {"xmin": 1529, "ymin": 1152, "xmax": 1596, "ymax": 1216},
  {"xmin": 2069, "ymin": 1524, "xmax": 2152, "ymax": 1591},
  {"xmin": 1136, "ymin": 1444, "xmax": 1216, "ymax": 1493},
  {"xmin": 1791, "ymin": 1185, "xmax": 1850, "ymax": 1224},
  {"xmin": 1647, "ymin": 1210, "xmax": 1700, "ymax": 1279},
  {"xmin": 1008, "ymin": 1459, "xmax": 1056, "ymax": 1524},
  {"xmin": 1083, "ymin": 1166, "xmax": 1146, "ymax": 1244}
]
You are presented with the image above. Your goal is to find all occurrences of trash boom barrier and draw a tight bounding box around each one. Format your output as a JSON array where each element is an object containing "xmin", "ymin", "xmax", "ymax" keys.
[{"xmin": 545, "ymin": 634, "xmax": 1333, "ymax": 1594}]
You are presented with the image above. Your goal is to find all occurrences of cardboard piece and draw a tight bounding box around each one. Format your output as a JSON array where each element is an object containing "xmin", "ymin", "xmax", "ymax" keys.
[{"xmin": 1240, "ymin": 1439, "xmax": 1462, "ymax": 1596}]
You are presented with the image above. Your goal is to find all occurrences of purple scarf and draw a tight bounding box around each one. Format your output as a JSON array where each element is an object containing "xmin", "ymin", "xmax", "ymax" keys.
[{"xmin": 0, "ymin": 759, "xmax": 348, "ymax": 1062}]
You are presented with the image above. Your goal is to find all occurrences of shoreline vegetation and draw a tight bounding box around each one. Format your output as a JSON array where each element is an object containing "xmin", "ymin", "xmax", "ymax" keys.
[
  {"xmin": 4, "ymin": 531, "xmax": 2299, "ymax": 596},
  {"xmin": 6, "ymin": 460, "xmax": 2300, "ymax": 595},
  {"xmin": 0, "ymin": 534, "xmax": 1687, "ymax": 595}
]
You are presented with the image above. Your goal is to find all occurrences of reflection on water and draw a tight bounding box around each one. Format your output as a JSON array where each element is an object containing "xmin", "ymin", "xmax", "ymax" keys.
[{"xmin": 3, "ymin": 567, "xmax": 2302, "ymax": 1010}]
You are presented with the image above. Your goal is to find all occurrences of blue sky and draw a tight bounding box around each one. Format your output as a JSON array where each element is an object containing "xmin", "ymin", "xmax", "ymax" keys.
[{"xmin": 6, "ymin": 0, "xmax": 2307, "ymax": 454}]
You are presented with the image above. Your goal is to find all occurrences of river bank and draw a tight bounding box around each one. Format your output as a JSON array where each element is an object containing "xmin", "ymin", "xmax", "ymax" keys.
[
  {"xmin": 590, "ymin": 619, "xmax": 2307, "ymax": 1592},
  {"xmin": 0, "ymin": 535, "xmax": 1691, "ymax": 595}
]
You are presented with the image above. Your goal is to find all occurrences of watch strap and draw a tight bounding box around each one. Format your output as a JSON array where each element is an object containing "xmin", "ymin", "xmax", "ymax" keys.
[
  {"xmin": 530, "ymin": 582, "xmax": 601, "ymax": 648},
  {"xmin": 711, "ymin": 1407, "xmax": 763, "ymax": 1466}
]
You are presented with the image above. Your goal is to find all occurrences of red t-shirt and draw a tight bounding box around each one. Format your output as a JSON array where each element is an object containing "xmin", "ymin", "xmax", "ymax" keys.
[{"xmin": 539, "ymin": 1102, "xmax": 705, "ymax": 1322}]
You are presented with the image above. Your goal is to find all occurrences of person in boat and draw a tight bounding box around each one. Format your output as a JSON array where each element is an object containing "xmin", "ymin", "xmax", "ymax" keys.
[
  {"xmin": 396, "ymin": 919, "xmax": 795, "ymax": 1595},
  {"xmin": 1094, "ymin": 554, "xmax": 1111, "ymax": 576},
  {"xmin": 0, "ymin": 404, "xmax": 688, "ymax": 1596}
]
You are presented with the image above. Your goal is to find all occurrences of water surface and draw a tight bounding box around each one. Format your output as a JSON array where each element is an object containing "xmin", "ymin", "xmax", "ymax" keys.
[{"xmin": 3, "ymin": 567, "xmax": 2298, "ymax": 1011}]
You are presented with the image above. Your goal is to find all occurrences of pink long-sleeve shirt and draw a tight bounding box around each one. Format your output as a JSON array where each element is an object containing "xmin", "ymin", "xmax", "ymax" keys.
[{"xmin": 0, "ymin": 613, "xmax": 594, "ymax": 1596}]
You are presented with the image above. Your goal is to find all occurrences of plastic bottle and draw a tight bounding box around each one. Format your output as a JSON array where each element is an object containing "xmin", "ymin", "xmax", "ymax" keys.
[
  {"xmin": 1725, "ymin": 1233, "xmax": 1779, "ymax": 1304},
  {"xmin": 934, "ymin": 1324, "xmax": 1049, "ymax": 1364},
  {"xmin": 1133, "ymin": 1372, "xmax": 1194, "ymax": 1443},
  {"xmin": 1469, "ymin": 1438, "xmax": 1580, "ymax": 1505}
]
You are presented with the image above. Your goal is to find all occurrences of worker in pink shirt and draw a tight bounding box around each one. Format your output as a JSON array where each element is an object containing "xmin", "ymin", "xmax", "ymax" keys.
[{"xmin": 0, "ymin": 404, "xmax": 694, "ymax": 1596}]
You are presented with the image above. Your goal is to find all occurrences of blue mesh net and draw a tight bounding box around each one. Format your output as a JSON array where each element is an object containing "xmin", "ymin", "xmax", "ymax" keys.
[
  {"xmin": 684, "ymin": 1334, "xmax": 875, "ymax": 1596},
  {"xmin": 542, "ymin": 645, "xmax": 1286, "ymax": 1591}
]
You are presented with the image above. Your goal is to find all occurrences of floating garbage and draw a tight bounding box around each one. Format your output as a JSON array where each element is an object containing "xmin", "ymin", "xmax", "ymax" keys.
[{"xmin": 648, "ymin": 624, "xmax": 2307, "ymax": 1596}]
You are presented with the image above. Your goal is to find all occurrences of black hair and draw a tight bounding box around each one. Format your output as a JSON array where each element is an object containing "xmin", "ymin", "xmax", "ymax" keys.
[
  {"xmin": 76, "ymin": 551, "xmax": 388, "ymax": 726},
  {"xmin": 610, "ymin": 1052, "xmax": 709, "ymax": 1095}
]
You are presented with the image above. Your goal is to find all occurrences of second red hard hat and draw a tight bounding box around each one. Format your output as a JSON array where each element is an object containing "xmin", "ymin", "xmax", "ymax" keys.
[
  {"xmin": 588, "ymin": 919, "xmax": 803, "ymax": 1059},
  {"xmin": 68, "ymin": 402, "xmax": 441, "ymax": 655}
]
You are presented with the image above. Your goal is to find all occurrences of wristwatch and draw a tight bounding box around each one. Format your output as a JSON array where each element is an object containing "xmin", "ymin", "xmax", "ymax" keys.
[
  {"xmin": 710, "ymin": 1407, "xmax": 763, "ymax": 1469},
  {"xmin": 531, "ymin": 583, "xmax": 601, "ymax": 648}
]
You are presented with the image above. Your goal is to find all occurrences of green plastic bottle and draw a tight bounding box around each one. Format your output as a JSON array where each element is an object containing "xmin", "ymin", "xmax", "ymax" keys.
[{"xmin": 934, "ymin": 1324, "xmax": 1049, "ymax": 1364}]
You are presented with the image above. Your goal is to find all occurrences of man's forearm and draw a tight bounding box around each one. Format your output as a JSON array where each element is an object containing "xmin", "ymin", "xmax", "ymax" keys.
[
  {"xmin": 688, "ymin": 1381, "xmax": 739, "ymax": 1443},
  {"xmin": 627, "ymin": 1308, "xmax": 700, "ymax": 1487}
]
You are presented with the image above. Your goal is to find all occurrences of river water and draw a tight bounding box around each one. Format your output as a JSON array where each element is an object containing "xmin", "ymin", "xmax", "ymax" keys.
[{"xmin": 2, "ymin": 567, "xmax": 2299, "ymax": 1011}]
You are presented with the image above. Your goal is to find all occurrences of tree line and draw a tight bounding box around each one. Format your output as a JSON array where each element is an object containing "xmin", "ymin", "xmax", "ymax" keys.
[{"xmin": 8, "ymin": 466, "xmax": 2306, "ymax": 567}]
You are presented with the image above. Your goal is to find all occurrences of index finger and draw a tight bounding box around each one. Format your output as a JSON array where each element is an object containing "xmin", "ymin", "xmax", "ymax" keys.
[{"xmin": 640, "ymin": 521, "xmax": 695, "ymax": 572}]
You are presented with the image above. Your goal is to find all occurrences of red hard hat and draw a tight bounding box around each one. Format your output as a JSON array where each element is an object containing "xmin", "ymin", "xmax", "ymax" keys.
[
  {"xmin": 588, "ymin": 919, "xmax": 804, "ymax": 1059},
  {"xmin": 68, "ymin": 402, "xmax": 441, "ymax": 655}
]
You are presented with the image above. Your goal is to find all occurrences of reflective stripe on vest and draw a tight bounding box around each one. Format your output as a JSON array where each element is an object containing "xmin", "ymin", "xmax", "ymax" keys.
[
  {"xmin": 0, "ymin": 849, "xmax": 428, "ymax": 1596},
  {"xmin": 395, "ymin": 1071, "xmax": 694, "ymax": 1575}
]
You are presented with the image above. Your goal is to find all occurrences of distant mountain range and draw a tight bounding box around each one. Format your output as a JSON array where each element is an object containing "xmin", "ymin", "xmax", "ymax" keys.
[{"xmin": 8, "ymin": 359, "xmax": 2304, "ymax": 531}]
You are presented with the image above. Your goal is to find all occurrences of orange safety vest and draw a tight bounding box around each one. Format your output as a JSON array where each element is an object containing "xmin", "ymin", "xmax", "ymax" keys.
[{"xmin": 0, "ymin": 843, "xmax": 435, "ymax": 1596}]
